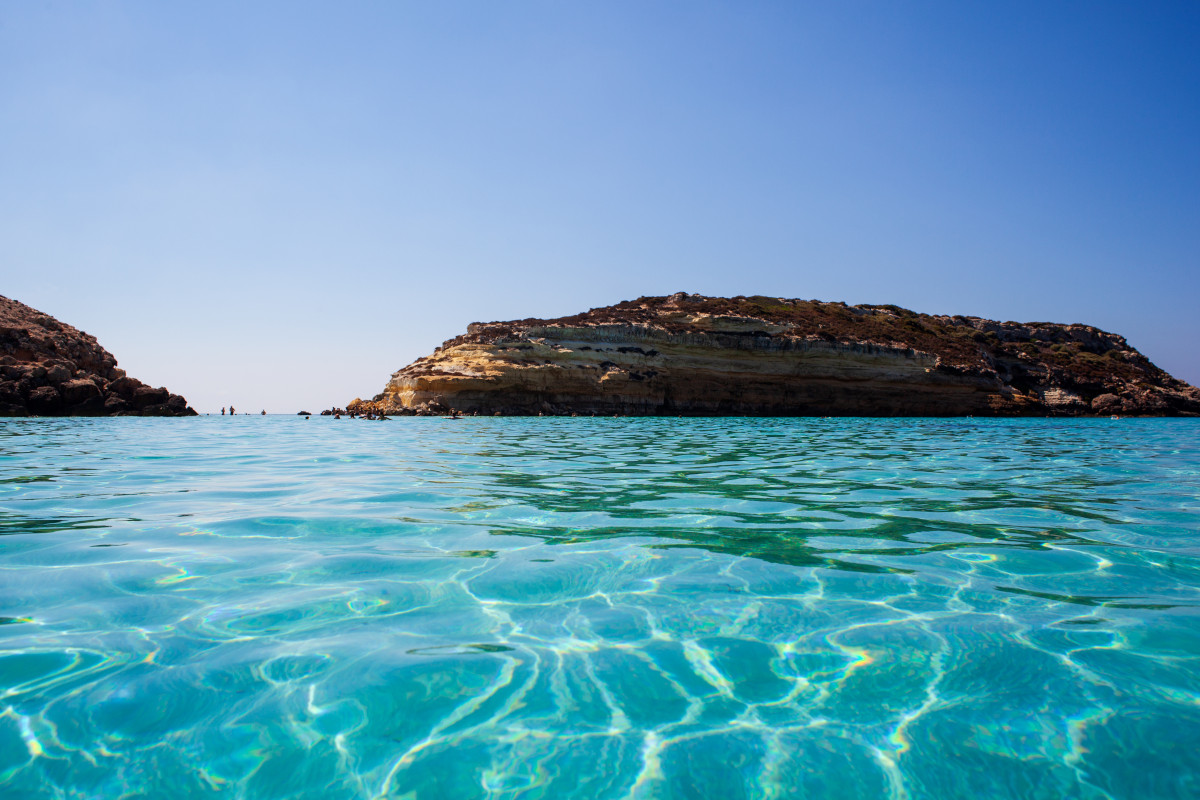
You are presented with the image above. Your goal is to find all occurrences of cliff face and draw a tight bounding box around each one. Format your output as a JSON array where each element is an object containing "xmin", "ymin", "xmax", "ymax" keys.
[
  {"xmin": 359, "ymin": 293, "xmax": 1200, "ymax": 417},
  {"xmin": 0, "ymin": 295, "xmax": 196, "ymax": 417}
]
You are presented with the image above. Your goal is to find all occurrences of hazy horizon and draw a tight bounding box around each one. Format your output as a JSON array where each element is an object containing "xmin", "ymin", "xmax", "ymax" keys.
[{"xmin": 4, "ymin": 2, "xmax": 1197, "ymax": 413}]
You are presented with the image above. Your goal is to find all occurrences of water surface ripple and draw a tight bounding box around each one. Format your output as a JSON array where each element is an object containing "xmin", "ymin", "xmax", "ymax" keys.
[{"xmin": 1, "ymin": 417, "xmax": 1199, "ymax": 798}]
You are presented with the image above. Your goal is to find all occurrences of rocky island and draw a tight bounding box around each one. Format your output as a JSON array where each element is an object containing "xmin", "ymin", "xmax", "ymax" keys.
[
  {"xmin": 0, "ymin": 294, "xmax": 196, "ymax": 417},
  {"xmin": 349, "ymin": 293, "xmax": 1200, "ymax": 417}
]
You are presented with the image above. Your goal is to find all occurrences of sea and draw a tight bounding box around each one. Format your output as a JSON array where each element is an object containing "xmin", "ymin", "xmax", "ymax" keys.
[{"xmin": 1, "ymin": 416, "xmax": 1198, "ymax": 799}]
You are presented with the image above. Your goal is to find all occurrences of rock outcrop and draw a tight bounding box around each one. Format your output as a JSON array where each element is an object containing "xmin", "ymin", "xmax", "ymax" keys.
[
  {"xmin": 355, "ymin": 293, "xmax": 1200, "ymax": 417},
  {"xmin": 0, "ymin": 295, "xmax": 196, "ymax": 417}
]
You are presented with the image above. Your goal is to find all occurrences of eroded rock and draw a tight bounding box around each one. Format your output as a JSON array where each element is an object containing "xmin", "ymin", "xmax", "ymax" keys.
[
  {"xmin": 0, "ymin": 295, "xmax": 197, "ymax": 417},
  {"xmin": 357, "ymin": 293, "xmax": 1200, "ymax": 417}
]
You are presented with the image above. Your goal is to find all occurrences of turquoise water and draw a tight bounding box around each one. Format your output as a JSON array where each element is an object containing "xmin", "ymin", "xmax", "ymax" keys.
[{"xmin": 1, "ymin": 417, "xmax": 1199, "ymax": 799}]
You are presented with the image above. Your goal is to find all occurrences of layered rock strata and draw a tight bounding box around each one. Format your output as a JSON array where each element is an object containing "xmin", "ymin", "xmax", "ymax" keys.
[
  {"xmin": 0, "ymin": 294, "xmax": 196, "ymax": 417},
  {"xmin": 354, "ymin": 293, "xmax": 1200, "ymax": 417}
]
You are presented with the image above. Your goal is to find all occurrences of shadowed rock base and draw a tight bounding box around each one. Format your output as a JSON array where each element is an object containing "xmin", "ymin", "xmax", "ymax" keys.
[{"xmin": 352, "ymin": 293, "xmax": 1200, "ymax": 417}]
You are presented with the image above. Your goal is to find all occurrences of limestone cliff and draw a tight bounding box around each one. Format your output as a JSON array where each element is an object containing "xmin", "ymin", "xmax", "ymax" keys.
[
  {"xmin": 355, "ymin": 293, "xmax": 1200, "ymax": 417},
  {"xmin": 0, "ymin": 295, "xmax": 196, "ymax": 417}
]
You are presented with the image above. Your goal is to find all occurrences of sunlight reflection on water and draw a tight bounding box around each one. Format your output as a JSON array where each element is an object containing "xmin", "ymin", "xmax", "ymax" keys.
[{"xmin": 1, "ymin": 416, "xmax": 1198, "ymax": 798}]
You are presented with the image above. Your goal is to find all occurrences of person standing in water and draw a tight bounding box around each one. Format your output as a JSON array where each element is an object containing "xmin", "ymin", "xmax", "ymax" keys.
[
  {"xmin": 230, "ymin": 405, "xmax": 235, "ymax": 416},
  {"xmin": 221, "ymin": 407, "xmax": 225, "ymax": 415}
]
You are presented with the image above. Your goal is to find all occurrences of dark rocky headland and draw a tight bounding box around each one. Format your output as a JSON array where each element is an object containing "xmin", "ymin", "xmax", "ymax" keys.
[
  {"xmin": 350, "ymin": 293, "xmax": 1200, "ymax": 417},
  {"xmin": 0, "ymin": 294, "xmax": 196, "ymax": 417}
]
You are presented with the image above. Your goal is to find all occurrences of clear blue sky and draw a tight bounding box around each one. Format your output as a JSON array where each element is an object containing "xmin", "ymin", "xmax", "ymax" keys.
[{"xmin": 3, "ymin": 1, "xmax": 1197, "ymax": 413}]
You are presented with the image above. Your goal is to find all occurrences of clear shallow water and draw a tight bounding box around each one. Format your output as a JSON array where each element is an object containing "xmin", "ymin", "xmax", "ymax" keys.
[{"xmin": 1, "ymin": 417, "xmax": 1199, "ymax": 800}]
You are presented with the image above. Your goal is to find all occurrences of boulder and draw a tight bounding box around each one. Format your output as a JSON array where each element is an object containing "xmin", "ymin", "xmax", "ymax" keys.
[
  {"xmin": 60, "ymin": 378, "xmax": 102, "ymax": 405},
  {"xmin": 106, "ymin": 375, "xmax": 141, "ymax": 398},
  {"xmin": 103, "ymin": 395, "xmax": 131, "ymax": 414},
  {"xmin": 133, "ymin": 386, "xmax": 170, "ymax": 408},
  {"xmin": 0, "ymin": 381, "xmax": 20, "ymax": 403},
  {"xmin": 140, "ymin": 404, "xmax": 174, "ymax": 417},
  {"xmin": 27, "ymin": 385, "xmax": 62, "ymax": 412}
]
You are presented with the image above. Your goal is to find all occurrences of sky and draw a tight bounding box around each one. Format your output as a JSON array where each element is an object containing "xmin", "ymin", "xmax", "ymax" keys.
[{"xmin": 2, "ymin": 1, "xmax": 1197, "ymax": 413}]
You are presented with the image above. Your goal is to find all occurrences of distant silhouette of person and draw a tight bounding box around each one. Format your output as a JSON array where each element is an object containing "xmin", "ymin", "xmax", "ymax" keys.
[
  {"xmin": 261, "ymin": 410, "xmax": 266, "ymax": 415},
  {"xmin": 230, "ymin": 405, "xmax": 235, "ymax": 416},
  {"xmin": 221, "ymin": 407, "xmax": 225, "ymax": 415}
]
